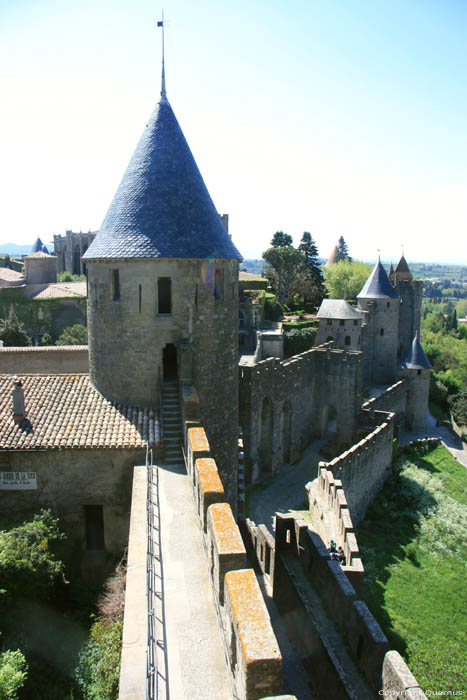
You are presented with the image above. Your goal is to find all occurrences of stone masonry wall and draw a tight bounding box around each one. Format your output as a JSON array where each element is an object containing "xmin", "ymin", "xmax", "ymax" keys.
[
  {"xmin": 0, "ymin": 447, "xmax": 146, "ymax": 573},
  {"xmin": 361, "ymin": 379, "xmax": 407, "ymax": 434},
  {"xmin": 185, "ymin": 424, "xmax": 285, "ymax": 700},
  {"xmin": 239, "ymin": 345, "xmax": 362, "ymax": 483},
  {"xmin": 321, "ymin": 410, "xmax": 395, "ymax": 524},
  {"xmin": 0, "ymin": 346, "xmax": 89, "ymax": 374}
]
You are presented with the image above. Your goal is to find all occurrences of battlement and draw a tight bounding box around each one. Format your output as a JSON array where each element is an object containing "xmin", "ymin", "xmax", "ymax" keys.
[
  {"xmin": 321, "ymin": 411, "xmax": 395, "ymax": 524},
  {"xmin": 361, "ymin": 380, "xmax": 406, "ymax": 418}
]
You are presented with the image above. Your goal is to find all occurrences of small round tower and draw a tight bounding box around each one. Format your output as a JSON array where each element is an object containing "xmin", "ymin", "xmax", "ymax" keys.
[
  {"xmin": 357, "ymin": 259, "xmax": 400, "ymax": 385},
  {"xmin": 399, "ymin": 332, "xmax": 432, "ymax": 431},
  {"xmin": 83, "ymin": 72, "xmax": 242, "ymax": 507}
]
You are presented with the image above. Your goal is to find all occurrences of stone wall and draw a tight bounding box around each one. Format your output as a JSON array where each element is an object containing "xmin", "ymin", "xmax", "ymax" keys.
[
  {"xmin": 184, "ymin": 425, "xmax": 285, "ymax": 700},
  {"xmin": 239, "ymin": 345, "xmax": 362, "ymax": 483},
  {"xmin": 361, "ymin": 379, "xmax": 406, "ymax": 434},
  {"xmin": 0, "ymin": 447, "xmax": 146, "ymax": 575},
  {"xmin": 0, "ymin": 345, "xmax": 89, "ymax": 374},
  {"xmin": 86, "ymin": 257, "xmax": 239, "ymax": 511},
  {"xmin": 241, "ymin": 513, "xmax": 427, "ymax": 699},
  {"xmin": 322, "ymin": 409, "xmax": 395, "ymax": 524}
]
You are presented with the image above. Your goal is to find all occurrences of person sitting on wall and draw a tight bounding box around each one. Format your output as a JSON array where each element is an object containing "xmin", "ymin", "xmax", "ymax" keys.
[
  {"xmin": 337, "ymin": 546, "xmax": 346, "ymax": 566},
  {"xmin": 329, "ymin": 551, "xmax": 340, "ymax": 561},
  {"xmin": 329, "ymin": 540, "xmax": 337, "ymax": 553}
]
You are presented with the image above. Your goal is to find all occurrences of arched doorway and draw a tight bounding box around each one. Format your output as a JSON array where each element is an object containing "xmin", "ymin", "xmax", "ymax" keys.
[
  {"xmin": 163, "ymin": 343, "xmax": 178, "ymax": 380},
  {"xmin": 281, "ymin": 399, "xmax": 292, "ymax": 463},
  {"xmin": 259, "ymin": 397, "xmax": 273, "ymax": 472}
]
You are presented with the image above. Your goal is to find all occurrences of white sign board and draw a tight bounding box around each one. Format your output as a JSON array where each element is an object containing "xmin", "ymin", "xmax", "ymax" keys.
[{"xmin": 0, "ymin": 471, "xmax": 37, "ymax": 490}]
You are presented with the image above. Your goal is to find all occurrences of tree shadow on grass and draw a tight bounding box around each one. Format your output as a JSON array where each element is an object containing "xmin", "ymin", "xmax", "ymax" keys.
[{"xmin": 356, "ymin": 459, "xmax": 438, "ymax": 656}]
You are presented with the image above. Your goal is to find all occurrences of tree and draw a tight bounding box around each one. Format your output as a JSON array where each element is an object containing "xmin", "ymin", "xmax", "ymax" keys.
[
  {"xmin": 335, "ymin": 235, "xmax": 352, "ymax": 263},
  {"xmin": 295, "ymin": 232, "xmax": 326, "ymax": 309},
  {"xmin": 270, "ymin": 231, "xmax": 293, "ymax": 248},
  {"xmin": 323, "ymin": 260, "xmax": 371, "ymax": 300},
  {"xmin": 55, "ymin": 324, "xmax": 88, "ymax": 345},
  {"xmin": 0, "ymin": 313, "xmax": 31, "ymax": 347},
  {"xmin": 263, "ymin": 246, "xmax": 303, "ymax": 305}
]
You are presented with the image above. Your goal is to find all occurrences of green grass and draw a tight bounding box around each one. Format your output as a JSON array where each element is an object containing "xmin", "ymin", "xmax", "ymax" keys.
[{"xmin": 357, "ymin": 444, "xmax": 466, "ymax": 695}]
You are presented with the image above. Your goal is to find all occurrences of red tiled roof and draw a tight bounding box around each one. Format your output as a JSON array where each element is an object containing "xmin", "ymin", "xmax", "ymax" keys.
[{"xmin": 0, "ymin": 374, "xmax": 160, "ymax": 450}]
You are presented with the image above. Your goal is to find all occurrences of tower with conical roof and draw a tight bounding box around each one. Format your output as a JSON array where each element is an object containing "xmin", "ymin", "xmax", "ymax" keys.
[
  {"xmin": 399, "ymin": 331, "xmax": 432, "ymax": 431},
  {"xmin": 392, "ymin": 255, "xmax": 423, "ymax": 362},
  {"xmin": 84, "ymin": 58, "xmax": 242, "ymax": 506},
  {"xmin": 357, "ymin": 259, "xmax": 400, "ymax": 385}
]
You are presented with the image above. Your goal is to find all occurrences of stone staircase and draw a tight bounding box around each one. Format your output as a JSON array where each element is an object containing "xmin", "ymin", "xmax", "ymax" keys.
[{"xmin": 161, "ymin": 381, "xmax": 184, "ymax": 465}]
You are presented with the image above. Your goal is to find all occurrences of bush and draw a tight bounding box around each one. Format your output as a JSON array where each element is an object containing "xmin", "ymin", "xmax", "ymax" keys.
[
  {"xmin": 264, "ymin": 294, "xmax": 283, "ymax": 321},
  {"xmin": 284, "ymin": 327, "xmax": 317, "ymax": 357},
  {"xmin": 0, "ymin": 312, "xmax": 31, "ymax": 347},
  {"xmin": 74, "ymin": 620, "xmax": 122, "ymax": 700},
  {"xmin": 55, "ymin": 324, "xmax": 87, "ymax": 345},
  {"xmin": 0, "ymin": 509, "xmax": 66, "ymax": 603},
  {"xmin": 0, "ymin": 650, "xmax": 27, "ymax": 700}
]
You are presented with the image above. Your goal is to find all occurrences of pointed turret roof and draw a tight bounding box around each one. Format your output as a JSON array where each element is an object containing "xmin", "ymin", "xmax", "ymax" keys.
[
  {"xmin": 388, "ymin": 261, "xmax": 394, "ymax": 278},
  {"xmin": 325, "ymin": 245, "xmax": 339, "ymax": 267},
  {"xmin": 357, "ymin": 259, "xmax": 399, "ymax": 299},
  {"xmin": 30, "ymin": 237, "xmax": 50, "ymax": 255},
  {"xmin": 394, "ymin": 255, "xmax": 413, "ymax": 281},
  {"xmin": 84, "ymin": 95, "xmax": 241, "ymax": 261},
  {"xmin": 400, "ymin": 332, "xmax": 432, "ymax": 369}
]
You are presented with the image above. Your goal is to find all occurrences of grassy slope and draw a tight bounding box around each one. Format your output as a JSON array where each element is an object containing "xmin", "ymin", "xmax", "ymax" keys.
[{"xmin": 357, "ymin": 444, "xmax": 466, "ymax": 695}]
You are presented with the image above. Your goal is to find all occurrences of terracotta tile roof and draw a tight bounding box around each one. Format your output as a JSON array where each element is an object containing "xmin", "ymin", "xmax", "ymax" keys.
[{"xmin": 0, "ymin": 374, "xmax": 160, "ymax": 450}]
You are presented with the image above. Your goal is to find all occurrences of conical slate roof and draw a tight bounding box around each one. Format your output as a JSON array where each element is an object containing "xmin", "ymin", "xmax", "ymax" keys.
[
  {"xmin": 84, "ymin": 96, "xmax": 241, "ymax": 261},
  {"xmin": 400, "ymin": 332, "xmax": 432, "ymax": 369},
  {"xmin": 394, "ymin": 255, "xmax": 413, "ymax": 280},
  {"xmin": 388, "ymin": 262, "xmax": 394, "ymax": 278},
  {"xmin": 30, "ymin": 237, "xmax": 50, "ymax": 254},
  {"xmin": 325, "ymin": 245, "xmax": 339, "ymax": 267},
  {"xmin": 357, "ymin": 260, "xmax": 399, "ymax": 299}
]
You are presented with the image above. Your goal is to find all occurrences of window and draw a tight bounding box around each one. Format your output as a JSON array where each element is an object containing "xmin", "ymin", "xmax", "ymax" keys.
[
  {"xmin": 345, "ymin": 336, "xmax": 351, "ymax": 345},
  {"xmin": 194, "ymin": 284, "xmax": 198, "ymax": 309},
  {"xmin": 327, "ymin": 319, "xmax": 332, "ymax": 325},
  {"xmin": 339, "ymin": 320, "xmax": 345, "ymax": 326},
  {"xmin": 214, "ymin": 268, "xmax": 224, "ymax": 300},
  {"xmin": 387, "ymin": 302, "xmax": 390, "ymax": 308},
  {"xmin": 84, "ymin": 505, "xmax": 105, "ymax": 550},
  {"xmin": 139, "ymin": 284, "xmax": 142, "ymax": 313},
  {"xmin": 112, "ymin": 270, "xmax": 120, "ymax": 300},
  {"xmin": 380, "ymin": 328, "xmax": 384, "ymax": 336},
  {"xmin": 354, "ymin": 320, "xmax": 358, "ymax": 326},
  {"xmin": 417, "ymin": 369, "xmax": 421, "ymax": 375},
  {"xmin": 158, "ymin": 277, "xmax": 171, "ymax": 314}
]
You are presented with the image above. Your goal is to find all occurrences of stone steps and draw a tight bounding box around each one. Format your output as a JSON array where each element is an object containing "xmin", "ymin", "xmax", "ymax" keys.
[{"xmin": 161, "ymin": 382, "xmax": 184, "ymax": 465}]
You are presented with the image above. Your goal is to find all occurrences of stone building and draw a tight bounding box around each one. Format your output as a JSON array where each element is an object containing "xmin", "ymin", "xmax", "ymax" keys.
[
  {"xmin": 316, "ymin": 299, "xmax": 362, "ymax": 350},
  {"xmin": 53, "ymin": 230, "xmax": 97, "ymax": 275}
]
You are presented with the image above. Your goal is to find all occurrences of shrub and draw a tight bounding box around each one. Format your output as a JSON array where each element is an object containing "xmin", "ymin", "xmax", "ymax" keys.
[
  {"xmin": 264, "ymin": 294, "xmax": 283, "ymax": 321},
  {"xmin": 55, "ymin": 324, "xmax": 88, "ymax": 345},
  {"xmin": 284, "ymin": 327, "xmax": 317, "ymax": 357},
  {"xmin": 0, "ymin": 650, "xmax": 27, "ymax": 700},
  {"xmin": 74, "ymin": 620, "xmax": 122, "ymax": 700},
  {"xmin": 0, "ymin": 312, "xmax": 31, "ymax": 347}
]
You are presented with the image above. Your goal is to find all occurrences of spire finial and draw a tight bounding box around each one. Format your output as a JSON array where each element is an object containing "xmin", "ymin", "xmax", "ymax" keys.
[
  {"xmin": 377, "ymin": 248, "xmax": 381, "ymax": 262},
  {"xmin": 157, "ymin": 11, "xmax": 167, "ymax": 99}
]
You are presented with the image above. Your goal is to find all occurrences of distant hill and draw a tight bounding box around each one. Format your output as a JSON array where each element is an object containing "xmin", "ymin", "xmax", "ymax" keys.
[{"xmin": 0, "ymin": 243, "xmax": 49, "ymax": 257}]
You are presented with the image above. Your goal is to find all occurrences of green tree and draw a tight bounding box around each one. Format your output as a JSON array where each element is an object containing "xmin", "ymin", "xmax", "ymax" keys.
[
  {"xmin": 0, "ymin": 650, "xmax": 27, "ymax": 700},
  {"xmin": 323, "ymin": 260, "xmax": 371, "ymax": 300},
  {"xmin": 55, "ymin": 324, "xmax": 88, "ymax": 345},
  {"xmin": 263, "ymin": 246, "xmax": 303, "ymax": 305},
  {"xmin": 270, "ymin": 231, "xmax": 293, "ymax": 248},
  {"xmin": 0, "ymin": 509, "xmax": 66, "ymax": 603},
  {"xmin": 335, "ymin": 235, "xmax": 352, "ymax": 263},
  {"xmin": 0, "ymin": 313, "xmax": 31, "ymax": 347},
  {"xmin": 293, "ymin": 231, "xmax": 326, "ymax": 309}
]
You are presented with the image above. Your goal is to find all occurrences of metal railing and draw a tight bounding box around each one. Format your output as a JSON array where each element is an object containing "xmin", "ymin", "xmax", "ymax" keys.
[{"xmin": 146, "ymin": 446, "xmax": 169, "ymax": 700}]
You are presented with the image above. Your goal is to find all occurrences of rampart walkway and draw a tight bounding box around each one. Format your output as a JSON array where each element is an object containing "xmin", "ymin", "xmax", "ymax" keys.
[{"xmin": 119, "ymin": 463, "xmax": 231, "ymax": 700}]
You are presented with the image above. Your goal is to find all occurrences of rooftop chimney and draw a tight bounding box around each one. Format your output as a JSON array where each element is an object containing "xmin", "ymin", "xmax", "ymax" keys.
[{"xmin": 12, "ymin": 377, "xmax": 26, "ymax": 420}]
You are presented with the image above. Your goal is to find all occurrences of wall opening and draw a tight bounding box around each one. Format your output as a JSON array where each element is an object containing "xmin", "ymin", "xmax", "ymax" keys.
[
  {"xmin": 158, "ymin": 277, "xmax": 171, "ymax": 314},
  {"xmin": 259, "ymin": 396, "xmax": 273, "ymax": 472},
  {"xmin": 214, "ymin": 268, "xmax": 224, "ymax": 300},
  {"xmin": 345, "ymin": 335, "xmax": 351, "ymax": 346},
  {"xmin": 281, "ymin": 399, "xmax": 292, "ymax": 463},
  {"xmin": 73, "ymin": 245, "xmax": 80, "ymax": 275},
  {"xmin": 84, "ymin": 505, "xmax": 105, "ymax": 551},
  {"xmin": 112, "ymin": 269, "xmax": 120, "ymax": 300},
  {"xmin": 139, "ymin": 284, "xmax": 142, "ymax": 313},
  {"xmin": 163, "ymin": 343, "xmax": 178, "ymax": 380},
  {"xmin": 320, "ymin": 403, "xmax": 337, "ymax": 439}
]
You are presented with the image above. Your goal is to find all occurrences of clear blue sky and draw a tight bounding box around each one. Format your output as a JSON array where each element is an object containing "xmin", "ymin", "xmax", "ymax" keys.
[{"xmin": 0, "ymin": 0, "xmax": 466, "ymax": 264}]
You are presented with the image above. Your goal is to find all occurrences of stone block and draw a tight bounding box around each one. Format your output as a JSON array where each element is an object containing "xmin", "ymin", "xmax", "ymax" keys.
[
  {"xmin": 195, "ymin": 458, "xmax": 225, "ymax": 531},
  {"xmin": 187, "ymin": 426, "xmax": 210, "ymax": 476},
  {"xmin": 382, "ymin": 651, "xmax": 427, "ymax": 699},
  {"xmin": 224, "ymin": 568, "xmax": 282, "ymax": 700},
  {"xmin": 207, "ymin": 503, "xmax": 246, "ymax": 604}
]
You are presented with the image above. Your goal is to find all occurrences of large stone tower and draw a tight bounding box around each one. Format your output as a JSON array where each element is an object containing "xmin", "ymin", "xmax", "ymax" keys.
[
  {"xmin": 391, "ymin": 255, "xmax": 423, "ymax": 362},
  {"xmin": 358, "ymin": 259, "xmax": 400, "ymax": 385},
  {"xmin": 83, "ymin": 74, "xmax": 242, "ymax": 506},
  {"xmin": 399, "ymin": 331, "xmax": 432, "ymax": 431}
]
